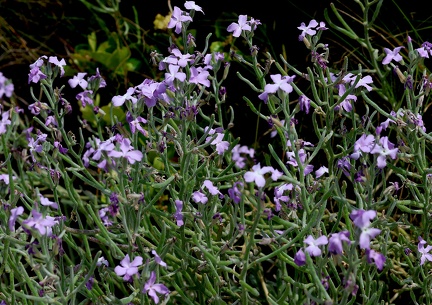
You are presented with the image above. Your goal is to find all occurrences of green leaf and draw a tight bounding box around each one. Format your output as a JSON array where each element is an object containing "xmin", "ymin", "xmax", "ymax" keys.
[{"xmin": 88, "ymin": 32, "xmax": 97, "ymax": 52}]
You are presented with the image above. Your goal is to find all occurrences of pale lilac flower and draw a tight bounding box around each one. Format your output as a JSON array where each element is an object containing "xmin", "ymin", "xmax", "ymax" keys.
[
  {"xmin": 68, "ymin": 73, "xmax": 88, "ymax": 89},
  {"xmin": 227, "ymin": 15, "xmax": 251, "ymax": 37},
  {"xmin": 48, "ymin": 56, "xmax": 67, "ymax": 77},
  {"xmin": 304, "ymin": 235, "xmax": 328, "ymax": 257},
  {"xmin": 9, "ymin": 206, "xmax": 24, "ymax": 231},
  {"xmin": 354, "ymin": 134, "xmax": 375, "ymax": 154},
  {"xmin": 28, "ymin": 66, "xmax": 46, "ymax": 84},
  {"xmin": 184, "ymin": 1, "xmax": 204, "ymax": 14},
  {"xmin": 370, "ymin": 136, "xmax": 398, "ymax": 169},
  {"xmin": 114, "ymin": 254, "xmax": 143, "ymax": 281},
  {"xmin": 192, "ymin": 191, "xmax": 208, "ymax": 204},
  {"xmin": 297, "ymin": 19, "xmax": 318, "ymax": 40},
  {"xmin": 315, "ymin": 166, "xmax": 328, "ymax": 178},
  {"xmin": 45, "ymin": 115, "xmax": 57, "ymax": 127},
  {"xmin": 273, "ymin": 183, "xmax": 293, "ymax": 211},
  {"xmin": 0, "ymin": 109, "xmax": 11, "ymax": 135},
  {"xmin": 165, "ymin": 64, "xmax": 186, "ymax": 85},
  {"xmin": 22, "ymin": 210, "xmax": 58, "ymax": 236},
  {"xmin": 382, "ymin": 47, "xmax": 404, "ymax": 65},
  {"xmin": 97, "ymin": 256, "xmax": 109, "ymax": 267},
  {"xmin": 231, "ymin": 144, "xmax": 254, "ymax": 169},
  {"xmin": 328, "ymin": 231, "xmax": 351, "ymax": 255},
  {"xmin": 168, "ymin": 6, "xmax": 192, "ymax": 34},
  {"xmin": 359, "ymin": 227, "xmax": 381, "ymax": 249},
  {"xmin": 416, "ymin": 47, "xmax": 429, "ymax": 58},
  {"xmin": 350, "ymin": 209, "xmax": 377, "ymax": 229},
  {"xmin": 112, "ymin": 87, "xmax": 137, "ymax": 106},
  {"xmin": 167, "ymin": 48, "xmax": 194, "ymax": 67},
  {"xmin": 29, "ymin": 55, "xmax": 47, "ymax": 69},
  {"xmin": 143, "ymin": 271, "xmax": 170, "ymax": 304},
  {"xmin": 189, "ymin": 67, "xmax": 210, "ymax": 87},
  {"xmin": 205, "ymin": 127, "xmax": 229, "ymax": 155},
  {"xmin": 0, "ymin": 72, "xmax": 14, "ymax": 98},
  {"xmin": 244, "ymin": 163, "xmax": 273, "ymax": 188},
  {"xmin": 202, "ymin": 180, "xmax": 221, "ymax": 196},
  {"xmin": 0, "ymin": 173, "xmax": 15, "ymax": 185},
  {"xmin": 418, "ymin": 236, "xmax": 432, "ymax": 265},
  {"xmin": 174, "ymin": 199, "xmax": 184, "ymax": 226},
  {"xmin": 108, "ymin": 138, "xmax": 143, "ymax": 164},
  {"xmin": 39, "ymin": 194, "xmax": 59, "ymax": 210},
  {"xmin": 294, "ymin": 249, "xmax": 306, "ymax": 266},
  {"xmin": 336, "ymin": 85, "xmax": 357, "ymax": 112},
  {"xmin": 366, "ymin": 249, "xmax": 386, "ymax": 270},
  {"xmin": 355, "ymin": 75, "xmax": 373, "ymax": 91},
  {"xmin": 128, "ymin": 115, "xmax": 148, "ymax": 137},
  {"xmin": 152, "ymin": 250, "xmax": 167, "ymax": 268},
  {"xmin": 258, "ymin": 74, "xmax": 295, "ymax": 102}
]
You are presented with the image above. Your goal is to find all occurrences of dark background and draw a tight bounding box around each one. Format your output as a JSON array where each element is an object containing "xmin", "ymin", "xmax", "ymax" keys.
[{"xmin": 1, "ymin": 0, "xmax": 431, "ymax": 146}]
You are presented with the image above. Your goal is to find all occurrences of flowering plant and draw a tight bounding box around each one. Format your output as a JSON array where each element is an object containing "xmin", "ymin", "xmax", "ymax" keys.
[{"xmin": 1, "ymin": 1, "xmax": 432, "ymax": 304}]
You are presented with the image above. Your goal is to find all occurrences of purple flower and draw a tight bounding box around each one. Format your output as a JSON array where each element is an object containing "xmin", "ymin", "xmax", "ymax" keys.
[
  {"xmin": 202, "ymin": 180, "xmax": 221, "ymax": 196},
  {"xmin": 97, "ymin": 256, "xmax": 109, "ymax": 267},
  {"xmin": 165, "ymin": 64, "xmax": 186, "ymax": 85},
  {"xmin": 418, "ymin": 236, "xmax": 432, "ymax": 265},
  {"xmin": 370, "ymin": 136, "xmax": 398, "ymax": 169},
  {"xmin": 128, "ymin": 115, "xmax": 148, "ymax": 137},
  {"xmin": 184, "ymin": 1, "xmax": 204, "ymax": 14},
  {"xmin": 273, "ymin": 183, "xmax": 293, "ymax": 211},
  {"xmin": 68, "ymin": 73, "xmax": 88, "ymax": 89},
  {"xmin": 382, "ymin": 47, "xmax": 404, "ymax": 65},
  {"xmin": 244, "ymin": 163, "xmax": 273, "ymax": 188},
  {"xmin": 0, "ymin": 72, "xmax": 14, "ymax": 99},
  {"xmin": 366, "ymin": 249, "xmax": 386, "ymax": 270},
  {"xmin": 76, "ymin": 90, "xmax": 94, "ymax": 107},
  {"xmin": 174, "ymin": 199, "xmax": 184, "ymax": 227},
  {"xmin": 142, "ymin": 271, "xmax": 170, "ymax": 304},
  {"xmin": 297, "ymin": 19, "xmax": 318, "ymax": 40},
  {"xmin": 152, "ymin": 250, "xmax": 167, "ymax": 268},
  {"xmin": 350, "ymin": 209, "xmax": 377, "ymax": 229},
  {"xmin": 114, "ymin": 254, "xmax": 143, "ymax": 281},
  {"xmin": 359, "ymin": 227, "xmax": 382, "ymax": 250},
  {"xmin": 22, "ymin": 210, "xmax": 58, "ymax": 236},
  {"xmin": 112, "ymin": 87, "xmax": 137, "ymax": 107},
  {"xmin": 304, "ymin": 235, "xmax": 328, "ymax": 257},
  {"xmin": 335, "ymin": 85, "xmax": 357, "ymax": 112},
  {"xmin": 354, "ymin": 134, "xmax": 375, "ymax": 154},
  {"xmin": 315, "ymin": 166, "xmax": 328, "ymax": 178},
  {"xmin": 294, "ymin": 249, "xmax": 306, "ymax": 266},
  {"xmin": 28, "ymin": 67, "xmax": 47, "ymax": 84},
  {"xmin": 258, "ymin": 74, "xmax": 295, "ymax": 102},
  {"xmin": 192, "ymin": 191, "xmax": 208, "ymax": 204},
  {"xmin": 355, "ymin": 75, "xmax": 373, "ymax": 92},
  {"xmin": 168, "ymin": 6, "xmax": 192, "ymax": 34},
  {"xmin": 189, "ymin": 67, "xmax": 210, "ymax": 87},
  {"xmin": 228, "ymin": 181, "xmax": 243, "ymax": 204},
  {"xmin": 328, "ymin": 231, "xmax": 351, "ymax": 255},
  {"xmin": 204, "ymin": 127, "xmax": 229, "ymax": 155},
  {"xmin": 85, "ymin": 276, "xmax": 94, "ymax": 290},
  {"xmin": 108, "ymin": 138, "xmax": 143, "ymax": 164},
  {"xmin": 227, "ymin": 15, "xmax": 251, "ymax": 37},
  {"xmin": 9, "ymin": 206, "xmax": 24, "ymax": 231},
  {"xmin": 0, "ymin": 109, "xmax": 11, "ymax": 135},
  {"xmin": 48, "ymin": 56, "xmax": 67, "ymax": 77},
  {"xmin": 298, "ymin": 95, "xmax": 311, "ymax": 114},
  {"xmin": 39, "ymin": 194, "xmax": 59, "ymax": 210}
]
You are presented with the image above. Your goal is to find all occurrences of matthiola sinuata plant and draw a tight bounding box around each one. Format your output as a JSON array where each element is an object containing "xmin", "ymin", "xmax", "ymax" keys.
[{"xmin": 1, "ymin": 0, "xmax": 432, "ymax": 304}]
